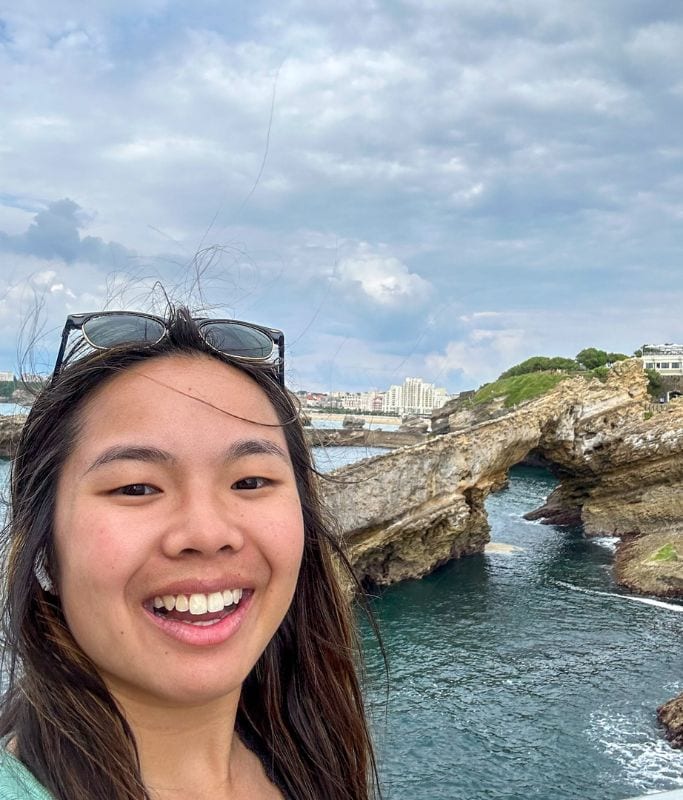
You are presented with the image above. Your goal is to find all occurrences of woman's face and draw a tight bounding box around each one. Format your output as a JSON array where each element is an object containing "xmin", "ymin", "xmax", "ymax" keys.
[{"xmin": 53, "ymin": 354, "xmax": 304, "ymax": 708}]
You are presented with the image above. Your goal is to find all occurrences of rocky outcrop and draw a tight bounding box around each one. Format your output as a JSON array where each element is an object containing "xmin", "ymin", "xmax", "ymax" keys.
[
  {"xmin": 342, "ymin": 415, "xmax": 365, "ymax": 430},
  {"xmin": 431, "ymin": 393, "xmax": 509, "ymax": 434},
  {"xmin": 615, "ymin": 533, "xmax": 682, "ymax": 596},
  {"xmin": 398, "ymin": 415, "xmax": 429, "ymax": 434},
  {"xmin": 658, "ymin": 692, "xmax": 683, "ymax": 749},
  {"xmin": 321, "ymin": 360, "xmax": 683, "ymax": 597}
]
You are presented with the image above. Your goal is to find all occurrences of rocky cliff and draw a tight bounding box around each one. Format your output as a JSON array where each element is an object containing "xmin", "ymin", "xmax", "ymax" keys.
[{"xmin": 320, "ymin": 360, "xmax": 683, "ymax": 597}]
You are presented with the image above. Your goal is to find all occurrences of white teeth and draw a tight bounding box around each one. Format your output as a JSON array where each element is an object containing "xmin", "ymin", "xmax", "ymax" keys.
[
  {"xmin": 189, "ymin": 593, "xmax": 208, "ymax": 615},
  {"xmin": 207, "ymin": 592, "xmax": 224, "ymax": 613},
  {"xmin": 152, "ymin": 589, "xmax": 244, "ymax": 614}
]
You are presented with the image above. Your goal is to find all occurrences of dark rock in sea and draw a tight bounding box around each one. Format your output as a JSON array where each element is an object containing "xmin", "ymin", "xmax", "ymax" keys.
[
  {"xmin": 658, "ymin": 692, "xmax": 683, "ymax": 749},
  {"xmin": 342, "ymin": 415, "xmax": 365, "ymax": 430}
]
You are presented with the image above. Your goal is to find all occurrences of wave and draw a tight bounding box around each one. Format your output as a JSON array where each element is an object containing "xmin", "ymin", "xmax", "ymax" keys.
[
  {"xmin": 589, "ymin": 536, "xmax": 620, "ymax": 552},
  {"xmin": 589, "ymin": 709, "xmax": 683, "ymax": 795},
  {"xmin": 555, "ymin": 580, "xmax": 683, "ymax": 612}
]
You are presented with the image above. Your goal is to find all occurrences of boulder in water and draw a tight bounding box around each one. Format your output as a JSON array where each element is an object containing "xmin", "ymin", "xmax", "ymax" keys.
[{"xmin": 658, "ymin": 692, "xmax": 683, "ymax": 749}]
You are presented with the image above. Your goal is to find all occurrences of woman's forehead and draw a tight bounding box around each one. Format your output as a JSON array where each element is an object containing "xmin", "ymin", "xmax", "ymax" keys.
[{"xmin": 74, "ymin": 354, "xmax": 285, "ymax": 450}]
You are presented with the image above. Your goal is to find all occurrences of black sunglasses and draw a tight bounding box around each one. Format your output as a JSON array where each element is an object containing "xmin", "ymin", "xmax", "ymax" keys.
[{"xmin": 53, "ymin": 311, "xmax": 285, "ymax": 386}]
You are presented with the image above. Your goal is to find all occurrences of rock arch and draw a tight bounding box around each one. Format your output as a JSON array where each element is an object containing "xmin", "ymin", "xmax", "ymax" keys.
[{"xmin": 321, "ymin": 360, "xmax": 683, "ymax": 596}]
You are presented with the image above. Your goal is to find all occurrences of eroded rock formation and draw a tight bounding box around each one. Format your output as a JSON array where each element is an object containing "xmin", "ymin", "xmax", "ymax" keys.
[{"xmin": 321, "ymin": 360, "xmax": 683, "ymax": 597}]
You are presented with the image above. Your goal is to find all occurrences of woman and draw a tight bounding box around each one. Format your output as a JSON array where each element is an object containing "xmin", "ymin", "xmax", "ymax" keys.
[{"xmin": 0, "ymin": 307, "xmax": 379, "ymax": 799}]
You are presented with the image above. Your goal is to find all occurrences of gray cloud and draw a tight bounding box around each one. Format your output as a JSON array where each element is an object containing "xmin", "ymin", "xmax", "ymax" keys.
[{"xmin": 0, "ymin": 199, "xmax": 135, "ymax": 266}]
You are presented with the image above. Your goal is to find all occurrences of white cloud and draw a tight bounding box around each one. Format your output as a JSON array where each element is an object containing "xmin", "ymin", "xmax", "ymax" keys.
[
  {"xmin": 335, "ymin": 249, "xmax": 432, "ymax": 309},
  {"xmin": 426, "ymin": 328, "xmax": 528, "ymax": 387}
]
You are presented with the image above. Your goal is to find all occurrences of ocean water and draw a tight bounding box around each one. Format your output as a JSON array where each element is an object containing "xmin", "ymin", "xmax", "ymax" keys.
[{"xmin": 358, "ymin": 466, "xmax": 683, "ymax": 800}]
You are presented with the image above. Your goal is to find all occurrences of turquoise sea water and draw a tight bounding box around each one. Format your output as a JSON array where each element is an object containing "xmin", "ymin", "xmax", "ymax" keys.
[
  {"xmin": 1, "ymin": 436, "xmax": 681, "ymax": 799},
  {"xmin": 358, "ymin": 466, "xmax": 683, "ymax": 800}
]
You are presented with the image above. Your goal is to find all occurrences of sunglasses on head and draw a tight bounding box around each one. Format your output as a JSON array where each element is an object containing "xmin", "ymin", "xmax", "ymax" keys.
[{"xmin": 53, "ymin": 311, "xmax": 285, "ymax": 386}]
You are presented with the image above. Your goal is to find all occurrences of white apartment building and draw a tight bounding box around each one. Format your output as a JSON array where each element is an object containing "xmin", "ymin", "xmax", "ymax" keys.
[
  {"xmin": 0, "ymin": 371, "xmax": 15, "ymax": 382},
  {"xmin": 642, "ymin": 344, "xmax": 683, "ymax": 375},
  {"xmin": 382, "ymin": 377, "xmax": 450, "ymax": 416}
]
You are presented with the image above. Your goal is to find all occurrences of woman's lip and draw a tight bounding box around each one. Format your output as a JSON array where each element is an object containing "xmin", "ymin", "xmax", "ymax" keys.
[{"xmin": 143, "ymin": 591, "xmax": 252, "ymax": 647}]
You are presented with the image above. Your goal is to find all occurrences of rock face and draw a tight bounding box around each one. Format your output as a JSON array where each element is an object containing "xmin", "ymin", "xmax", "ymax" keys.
[
  {"xmin": 321, "ymin": 360, "xmax": 683, "ymax": 597},
  {"xmin": 658, "ymin": 692, "xmax": 683, "ymax": 749}
]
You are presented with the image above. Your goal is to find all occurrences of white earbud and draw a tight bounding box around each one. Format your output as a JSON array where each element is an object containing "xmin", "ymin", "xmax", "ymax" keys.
[{"xmin": 34, "ymin": 550, "xmax": 55, "ymax": 594}]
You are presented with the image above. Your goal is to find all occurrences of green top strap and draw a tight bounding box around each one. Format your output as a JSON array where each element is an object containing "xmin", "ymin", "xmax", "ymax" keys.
[{"xmin": 0, "ymin": 750, "xmax": 55, "ymax": 800}]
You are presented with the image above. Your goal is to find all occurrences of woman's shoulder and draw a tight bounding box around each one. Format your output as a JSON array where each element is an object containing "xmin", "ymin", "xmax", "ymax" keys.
[{"xmin": 0, "ymin": 750, "xmax": 55, "ymax": 800}]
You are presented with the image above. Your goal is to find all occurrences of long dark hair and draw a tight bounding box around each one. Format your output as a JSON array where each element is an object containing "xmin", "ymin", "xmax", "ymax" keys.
[{"xmin": 0, "ymin": 307, "xmax": 380, "ymax": 800}]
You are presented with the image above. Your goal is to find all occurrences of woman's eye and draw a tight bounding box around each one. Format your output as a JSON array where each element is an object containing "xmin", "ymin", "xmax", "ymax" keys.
[
  {"xmin": 232, "ymin": 476, "xmax": 268, "ymax": 490},
  {"xmin": 115, "ymin": 484, "xmax": 158, "ymax": 496}
]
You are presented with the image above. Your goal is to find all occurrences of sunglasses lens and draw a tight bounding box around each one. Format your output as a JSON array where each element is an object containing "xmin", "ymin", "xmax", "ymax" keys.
[
  {"xmin": 200, "ymin": 322, "xmax": 274, "ymax": 359},
  {"xmin": 82, "ymin": 314, "xmax": 166, "ymax": 349}
]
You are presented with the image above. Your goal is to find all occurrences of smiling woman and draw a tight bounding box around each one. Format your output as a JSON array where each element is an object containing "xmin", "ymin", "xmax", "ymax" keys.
[{"xmin": 0, "ymin": 307, "xmax": 380, "ymax": 800}]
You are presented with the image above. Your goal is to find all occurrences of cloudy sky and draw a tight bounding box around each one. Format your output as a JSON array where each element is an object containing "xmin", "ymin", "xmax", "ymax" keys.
[{"xmin": 1, "ymin": 1, "xmax": 682, "ymax": 392}]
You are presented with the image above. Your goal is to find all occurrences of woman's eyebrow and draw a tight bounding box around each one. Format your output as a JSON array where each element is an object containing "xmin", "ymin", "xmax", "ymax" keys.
[
  {"xmin": 84, "ymin": 445, "xmax": 175, "ymax": 475},
  {"xmin": 225, "ymin": 438, "xmax": 289, "ymax": 462}
]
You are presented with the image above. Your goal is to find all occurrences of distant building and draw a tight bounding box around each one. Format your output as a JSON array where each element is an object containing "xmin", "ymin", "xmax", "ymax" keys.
[
  {"xmin": 382, "ymin": 377, "xmax": 450, "ymax": 416},
  {"xmin": 642, "ymin": 344, "xmax": 683, "ymax": 375},
  {"xmin": 299, "ymin": 378, "xmax": 451, "ymax": 415},
  {"xmin": 300, "ymin": 392, "xmax": 329, "ymax": 408},
  {"xmin": 0, "ymin": 371, "xmax": 14, "ymax": 382}
]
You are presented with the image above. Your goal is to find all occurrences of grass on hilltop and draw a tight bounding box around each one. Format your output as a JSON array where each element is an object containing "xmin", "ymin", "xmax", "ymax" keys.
[{"xmin": 471, "ymin": 371, "xmax": 573, "ymax": 408}]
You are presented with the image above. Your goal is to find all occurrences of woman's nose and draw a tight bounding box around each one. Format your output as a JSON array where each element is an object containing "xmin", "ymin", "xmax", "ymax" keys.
[{"xmin": 161, "ymin": 487, "xmax": 245, "ymax": 558}]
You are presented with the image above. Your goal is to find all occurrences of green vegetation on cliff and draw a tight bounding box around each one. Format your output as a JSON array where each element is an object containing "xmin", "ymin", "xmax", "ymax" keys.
[
  {"xmin": 499, "ymin": 348, "xmax": 630, "ymax": 380},
  {"xmin": 644, "ymin": 368, "xmax": 663, "ymax": 399},
  {"xmin": 472, "ymin": 372, "xmax": 571, "ymax": 407},
  {"xmin": 649, "ymin": 543, "xmax": 679, "ymax": 562},
  {"xmin": 467, "ymin": 347, "xmax": 635, "ymax": 408},
  {"xmin": 576, "ymin": 348, "xmax": 628, "ymax": 369},
  {"xmin": 499, "ymin": 356, "xmax": 580, "ymax": 379}
]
